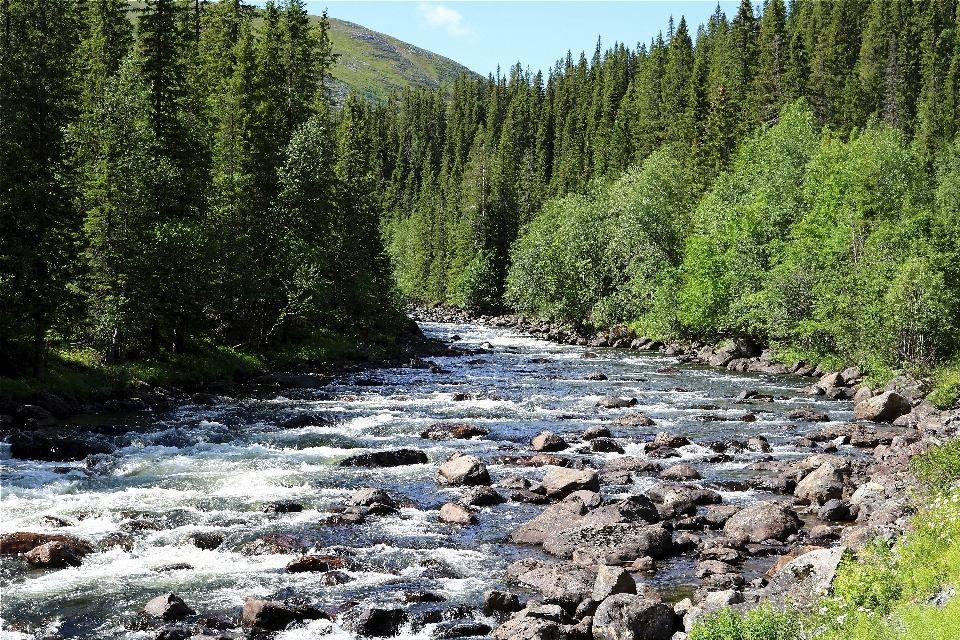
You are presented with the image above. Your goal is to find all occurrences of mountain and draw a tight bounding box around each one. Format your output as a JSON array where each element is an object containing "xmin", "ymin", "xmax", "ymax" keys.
[{"xmin": 325, "ymin": 17, "xmax": 479, "ymax": 104}]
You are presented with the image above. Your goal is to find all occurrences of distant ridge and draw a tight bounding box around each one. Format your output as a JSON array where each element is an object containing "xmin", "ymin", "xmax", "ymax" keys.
[{"xmin": 326, "ymin": 17, "xmax": 479, "ymax": 104}]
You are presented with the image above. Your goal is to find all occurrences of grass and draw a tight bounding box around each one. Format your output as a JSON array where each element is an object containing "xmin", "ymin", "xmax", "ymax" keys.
[
  {"xmin": 689, "ymin": 435, "xmax": 960, "ymax": 640},
  {"xmin": 928, "ymin": 360, "xmax": 960, "ymax": 410},
  {"xmin": 0, "ymin": 330, "xmax": 400, "ymax": 402}
]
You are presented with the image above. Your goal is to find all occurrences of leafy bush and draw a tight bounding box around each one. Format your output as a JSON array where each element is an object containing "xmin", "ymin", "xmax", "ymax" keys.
[
  {"xmin": 689, "ymin": 602, "xmax": 804, "ymax": 640},
  {"xmin": 912, "ymin": 436, "xmax": 960, "ymax": 489}
]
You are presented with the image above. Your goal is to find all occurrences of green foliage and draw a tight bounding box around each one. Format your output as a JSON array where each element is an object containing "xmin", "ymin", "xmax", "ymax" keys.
[
  {"xmin": 689, "ymin": 602, "xmax": 804, "ymax": 640},
  {"xmin": 912, "ymin": 436, "xmax": 960, "ymax": 488},
  {"xmin": 928, "ymin": 362, "xmax": 960, "ymax": 410}
]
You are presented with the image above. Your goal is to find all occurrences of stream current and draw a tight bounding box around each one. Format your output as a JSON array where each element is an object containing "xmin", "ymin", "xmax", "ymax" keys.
[{"xmin": 0, "ymin": 321, "xmax": 853, "ymax": 639}]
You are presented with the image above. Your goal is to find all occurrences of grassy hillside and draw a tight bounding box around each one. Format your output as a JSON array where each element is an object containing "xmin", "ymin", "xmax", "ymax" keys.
[{"xmin": 325, "ymin": 16, "xmax": 478, "ymax": 104}]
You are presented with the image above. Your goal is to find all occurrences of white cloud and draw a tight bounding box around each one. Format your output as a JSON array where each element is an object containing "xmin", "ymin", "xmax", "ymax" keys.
[{"xmin": 419, "ymin": 3, "xmax": 468, "ymax": 36}]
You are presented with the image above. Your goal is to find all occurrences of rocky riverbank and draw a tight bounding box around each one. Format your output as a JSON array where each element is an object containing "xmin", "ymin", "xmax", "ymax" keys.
[{"xmin": 2, "ymin": 314, "xmax": 958, "ymax": 639}]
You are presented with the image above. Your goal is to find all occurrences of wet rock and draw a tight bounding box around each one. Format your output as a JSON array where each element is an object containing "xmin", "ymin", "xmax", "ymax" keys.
[
  {"xmin": 541, "ymin": 468, "xmax": 600, "ymax": 499},
  {"xmin": 433, "ymin": 621, "xmax": 492, "ymax": 639},
  {"xmin": 155, "ymin": 625, "xmax": 192, "ymax": 640},
  {"xmin": 321, "ymin": 570, "xmax": 353, "ymax": 585},
  {"xmin": 12, "ymin": 403, "xmax": 60, "ymax": 427},
  {"xmin": 187, "ymin": 531, "xmax": 223, "ymax": 550},
  {"xmin": 808, "ymin": 525, "xmax": 839, "ymax": 544},
  {"xmin": 32, "ymin": 391, "xmax": 73, "ymax": 418},
  {"xmin": 340, "ymin": 449, "xmax": 429, "ymax": 468},
  {"xmin": 659, "ymin": 465, "xmax": 701, "ymax": 481},
  {"xmin": 746, "ymin": 437, "xmax": 771, "ymax": 453},
  {"xmin": 695, "ymin": 560, "xmax": 737, "ymax": 579},
  {"xmin": 0, "ymin": 532, "xmax": 93, "ymax": 556},
  {"xmin": 484, "ymin": 590, "xmax": 523, "ymax": 615},
  {"xmin": 143, "ymin": 593, "xmax": 196, "ymax": 621},
  {"xmin": 461, "ymin": 486, "xmax": 505, "ymax": 507},
  {"xmin": 723, "ymin": 501, "xmax": 800, "ymax": 543},
  {"xmin": 404, "ymin": 591, "xmax": 446, "ymax": 603},
  {"xmin": 24, "ymin": 541, "xmax": 82, "ymax": 568},
  {"xmin": 596, "ymin": 396, "xmax": 638, "ymax": 409},
  {"xmin": 261, "ymin": 501, "xmax": 304, "ymax": 513},
  {"xmin": 786, "ymin": 409, "xmax": 829, "ymax": 422},
  {"xmin": 591, "ymin": 438, "xmax": 625, "ymax": 454},
  {"xmin": 593, "ymin": 565, "xmax": 637, "ymax": 600},
  {"xmin": 347, "ymin": 488, "xmax": 397, "ymax": 507},
  {"xmin": 568, "ymin": 490, "xmax": 604, "ymax": 509},
  {"xmin": 191, "ymin": 393, "xmax": 222, "ymax": 406},
  {"xmin": 344, "ymin": 607, "xmax": 409, "ymax": 637},
  {"xmin": 421, "ymin": 423, "xmax": 491, "ymax": 440},
  {"xmin": 612, "ymin": 413, "xmax": 656, "ymax": 427},
  {"xmin": 647, "ymin": 485, "xmax": 721, "ymax": 508},
  {"xmin": 438, "ymin": 452, "xmax": 490, "ymax": 486},
  {"xmin": 512, "ymin": 490, "xmax": 551, "ymax": 504},
  {"xmin": 652, "ymin": 433, "xmax": 691, "ymax": 449},
  {"xmin": 10, "ymin": 427, "xmax": 113, "ymax": 462},
  {"xmin": 280, "ymin": 413, "xmax": 333, "ymax": 429},
  {"xmin": 854, "ymin": 391, "xmax": 911, "ymax": 423},
  {"xmin": 630, "ymin": 556, "xmax": 656, "ymax": 572},
  {"xmin": 582, "ymin": 495, "xmax": 659, "ymax": 527},
  {"xmin": 585, "ymin": 372, "xmax": 609, "ymax": 381},
  {"xmin": 532, "ymin": 432, "xmax": 569, "ymax": 452},
  {"xmin": 285, "ymin": 555, "xmax": 334, "ymax": 572},
  {"xmin": 646, "ymin": 447, "xmax": 681, "ymax": 459},
  {"xmin": 240, "ymin": 533, "xmax": 314, "ymax": 555},
  {"xmin": 241, "ymin": 599, "xmax": 298, "ymax": 631},
  {"xmin": 583, "ymin": 425, "xmax": 613, "ymax": 440},
  {"xmin": 439, "ymin": 502, "xmax": 478, "ymax": 525},
  {"xmin": 592, "ymin": 594, "xmax": 674, "ymax": 640},
  {"xmin": 39, "ymin": 515, "xmax": 73, "ymax": 528},
  {"xmin": 672, "ymin": 532, "xmax": 701, "ymax": 551},
  {"xmin": 702, "ymin": 505, "xmax": 741, "ymax": 528}
]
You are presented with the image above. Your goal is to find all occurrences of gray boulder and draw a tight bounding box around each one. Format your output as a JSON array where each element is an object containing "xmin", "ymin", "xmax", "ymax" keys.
[
  {"xmin": 764, "ymin": 547, "xmax": 847, "ymax": 609},
  {"xmin": 723, "ymin": 501, "xmax": 801, "ymax": 542},
  {"xmin": 437, "ymin": 452, "xmax": 490, "ymax": 485},
  {"xmin": 593, "ymin": 565, "xmax": 637, "ymax": 601},
  {"xmin": 543, "ymin": 523, "xmax": 672, "ymax": 561},
  {"xmin": 510, "ymin": 498, "xmax": 588, "ymax": 546},
  {"xmin": 592, "ymin": 594, "xmax": 674, "ymax": 640},
  {"xmin": 794, "ymin": 461, "xmax": 846, "ymax": 505},
  {"xmin": 532, "ymin": 432, "xmax": 569, "ymax": 452},
  {"xmin": 542, "ymin": 468, "xmax": 600, "ymax": 499},
  {"xmin": 854, "ymin": 391, "xmax": 911, "ymax": 422}
]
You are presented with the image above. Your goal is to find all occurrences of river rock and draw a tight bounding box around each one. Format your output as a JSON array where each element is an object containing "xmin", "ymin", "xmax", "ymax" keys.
[
  {"xmin": 484, "ymin": 590, "xmax": 523, "ymax": 615},
  {"xmin": 241, "ymin": 533, "xmax": 313, "ymax": 555},
  {"xmin": 786, "ymin": 408, "xmax": 829, "ymax": 422},
  {"xmin": 187, "ymin": 531, "xmax": 224, "ymax": 550},
  {"xmin": 532, "ymin": 432, "xmax": 568, "ymax": 452},
  {"xmin": 596, "ymin": 397, "xmax": 638, "ymax": 409},
  {"xmin": 592, "ymin": 594, "xmax": 674, "ymax": 640},
  {"xmin": 0, "ymin": 532, "xmax": 93, "ymax": 556},
  {"xmin": 461, "ymin": 485, "xmax": 505, "ymax": 506},
  {"xmin": 421, "ymin": 423, "xmax": 490, "ymax": 440},
  {"xmin": 510, "ymin": 498, "xmax": 588, "ymax": 545},
  {"xmin": 541, "ymin": 468, "xmax": 600, "ymax": 499},
  {"xmin": 339, "ymin": 449, "xmax": 428, "ymax": 467},
  {"xmin": 600, "ymin": 457, "xmax": 661, "ymax": 484},
  {"xmin": 493, "ymin": 614, "xmax": 562, "ymax": 640},
  {"xmin": 24, "ymin": 541, "xmax": 83, "ymax": 568},
  {"xmin": 612, "ymin": 413, "xmax": 656, "ymax": 427},
  {"xmin": 10, "ymin": 427, "xmax": 113, "ymax": 462},
  {"xmin": 345, "ymin": 608, "xmax": 408, "ymax": 637},
  {"xmin": 659, "ymin": 465, "xmax": 700, "ymax": 481},
  {"xmin": 854, "ymin": 391, "xmax": 911, "ymax": 422},
  {"xmin": 438, "ymin": 452, "xmax": 490, "ymax": 485},
  {"xmin": 794, "ymin": 461, "xmax": 846, "ymax": 505},
  {"xmin": 285, "ymin": 555, "xmax": 334, "ymax": 572},
  {"xmin": 763, "ymin": 547, "xmax": 847, "ymax": 609},
  {"xmin": 439, "ymin": 502, "xmax": 478, "ymax": 525},
  {"xmin": 582, "ymin": 495, "xmax": 659, "ymax": 528},
  {"xmin": 817, "ymin": 499, "xmax": 851, "ymax": 521},
  {"xmin": 593, "ymin": 565, "xmax": 637, "ymax": 601},
  {"xmin": 144, "ymin": 593, "xmax": 196, "ymax": 621},
  {"xmin": 543, "ymin": 523, "xmax": 672, "ymax": 562},
  {"xmin": 280, "ymin": 413, "xmax": 333, "ymax": 429},
  {"xmin": 585, "ymin": 371, "xmax": 609, "ymax": 381},
  {"xmin": 583, "ymin": 425, "xmax": 613, "ymax": 440},
  {"xmin": 347, "ymin": 488, "xmax": 397, "ymax": 507},
  {"xmin": 261, "ymin": 501, "xmax": 304, "ymax": 513},
  {"xmin": 241, "ymin": 599, "xmax": 298, "ymax": 631},
  {"xmin": 651, "ymin": 433, "xmax": 690, "ymax": 449},
  {"xmin": 505, "ymin": 559, "xmax": 598, "ymax": 610},
  {"xmin": 590, "ymin": 437, "xmax": 625, "ymax": 453},
  {"xmin": 723, "ymin": 501, "xmax": 801, "ymax": 542}
]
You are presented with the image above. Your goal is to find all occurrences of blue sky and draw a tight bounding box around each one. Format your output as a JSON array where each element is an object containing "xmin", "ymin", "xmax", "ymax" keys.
[{"xmin": 308, "ymin": 1, "xmax": 740, "ymax": 77}]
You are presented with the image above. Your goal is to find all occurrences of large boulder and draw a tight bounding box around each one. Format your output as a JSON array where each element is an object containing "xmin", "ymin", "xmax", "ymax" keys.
[
  {"xmin": 854, "ymin": 391, "xmax": 911, "ymax": 423},
  {"xmin": 543, "ymin": 523, "xmax": 672, "ymax": 562},
  {"xmin": 593, "ymin": 565, "xmax": 637, "ymax": 601},
  {"xmin": 505, "ymin": 559, "xmax": 597, "ymax": 610},
  {"xmin": 612, "ymin": 413, "xmax": 655, "ymax": 427},
  {"xmin": 723, "ymin": 501, "xmax": 801, "ymax": 542},
  {"xmin": 596, "ymin": 397, "xmax": 638, "ymax": 409},
  {"xmin": 510, "ymin": 499, "xmax": 588, "ymax": 546},
  {"xmin": 582, "ymin": 496, "xmax": 659, "ymax": 528},
  {"xmin": 532, "ymin": 432, "xmax": 569, "ymax": 452},
  {"xmin": 794, "ymin": 461, "xmax": 846, "ymax": 505},
  {"xmin": 438, "ymin": 502, "xmax": 478, "ymax": 525},
  {"xmin": 437, "ymin": 452, "xmax": 490, "ymax": 485},
  {"xmin": 346, "ymin": 608, "xmax": 408, "ymax": 637},
  {"xmin": 346, "ymin": 488, "xmax": 396, "ymax": 507},
  {"xmin": 240, "ymin": 599, "xmax": 298, "ymax": 631},
  {"xmin": 592, "ymin": 594, "xmax": 674, "ymax": 640},
  {"xmin": 764, "ymin": 547, "xmax": 847, "ymax": 609},
  {"xmin": 541, "ymin": 468, "xmax": 600, "ymax": 499},
  {"xmin": 10, "ymin": 427, "xmax": 113, "ymax": 461},
  {"xmin": 0, "ymin": 532, "xmax": 93, "ymax": 556},
  {"xmin": 143, "ymin": 593, "xmax": 196, "ymax": 621},
  {"xmin": 339, "ymin": 449, "xmax": 428, "ymax": 467},
  {"xmin": 25, "ymin": 541, "xmax": 83, "ymax": 568},
  {"xmin": 420, "ymin": 423, "xmax": 490, "ymax": 440},
  {"xmin": 600, "ymin": 457, "xmax": 661, "ymax": 485},
  {"xmin": 493, "ymin": 614, "xmax": 563, "ymax": 640}
]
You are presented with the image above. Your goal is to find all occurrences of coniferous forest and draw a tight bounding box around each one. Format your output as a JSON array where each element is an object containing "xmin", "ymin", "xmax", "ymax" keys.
[{"xmin": 3, "ymin": 0, "xmax": 960, "ymax": 402}]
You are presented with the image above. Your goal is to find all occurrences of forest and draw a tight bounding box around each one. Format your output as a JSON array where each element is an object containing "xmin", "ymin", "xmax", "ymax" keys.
[{"xmin": 2, "ymin": 0, "xmax": 960, "ymax": 401}]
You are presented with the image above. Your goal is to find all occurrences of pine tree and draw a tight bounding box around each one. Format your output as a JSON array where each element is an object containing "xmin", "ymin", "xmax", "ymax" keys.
[{"xmin": 753, "ymin": 0, "xmax": 789, "ymax": 125}]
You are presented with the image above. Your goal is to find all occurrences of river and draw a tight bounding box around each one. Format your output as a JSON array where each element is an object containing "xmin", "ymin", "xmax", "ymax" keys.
[{"xmin": 0, "ymin": 321, "xmax": 852, "ymax": 638}]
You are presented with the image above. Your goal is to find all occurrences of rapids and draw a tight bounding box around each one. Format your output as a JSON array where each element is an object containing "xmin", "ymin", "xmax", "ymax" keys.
[{"xmin": 0, "ymin": 321, "xmax": 852, "ymax": 638}]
